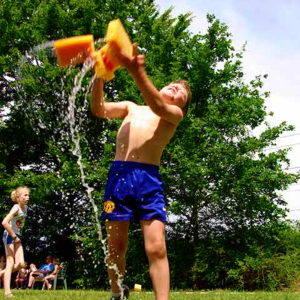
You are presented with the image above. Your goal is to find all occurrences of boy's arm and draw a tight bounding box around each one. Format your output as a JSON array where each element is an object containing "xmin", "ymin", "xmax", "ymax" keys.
[
  {"xmin": 113, "ymin": 45, "xmax": 184, "ymax": 125},
  {"xmin": 91, "ymin": 77, "xmax": 131, "ymax": 119}
]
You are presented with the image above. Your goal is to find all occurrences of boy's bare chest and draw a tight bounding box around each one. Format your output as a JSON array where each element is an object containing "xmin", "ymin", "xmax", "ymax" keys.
[
  {"xmin": 122, "ymin": 108, "xmax": 160, "ymax": 131},
  {"xmin": 118, "ymin": 107, "xmax": 175, "ymax": 140}
]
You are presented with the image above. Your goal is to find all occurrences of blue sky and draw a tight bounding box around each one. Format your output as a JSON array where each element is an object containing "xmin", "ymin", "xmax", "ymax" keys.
[{"xmin": 155, "ymin": 0, "xmax": 300, "ymax": 220}]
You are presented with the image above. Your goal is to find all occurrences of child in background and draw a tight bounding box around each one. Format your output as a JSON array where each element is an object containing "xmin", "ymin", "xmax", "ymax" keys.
[
  {"xmin": 1, "ymin": 186, "xmax": 30, "ymax": 298},
  {"xmin": 15, "ymin": 262, "xmax": 28, "ymax": 289},
  {"xmin": 43, "ymin": 258, "xmax": 61, "ymax": 290}
]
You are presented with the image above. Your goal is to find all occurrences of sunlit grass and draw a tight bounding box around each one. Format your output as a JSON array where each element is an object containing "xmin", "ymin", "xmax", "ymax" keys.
[{"xmin": 1, "ymin": 290, "xmax": 300, "ymax": 300}]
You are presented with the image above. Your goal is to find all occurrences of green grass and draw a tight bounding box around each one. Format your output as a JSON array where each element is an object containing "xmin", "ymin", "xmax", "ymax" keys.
[{"xmin": 1, "ymin": 290, "xmax": 300, "ymax": 300}]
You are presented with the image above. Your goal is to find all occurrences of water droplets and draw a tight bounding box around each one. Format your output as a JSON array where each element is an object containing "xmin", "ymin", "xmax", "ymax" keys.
[{"xmin": 18, "ymin": 41, "xmax": 125, "ymax": 293}]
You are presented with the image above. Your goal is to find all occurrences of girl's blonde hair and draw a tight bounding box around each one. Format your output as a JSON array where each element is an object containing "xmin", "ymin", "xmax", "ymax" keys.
[{"xmin": 11, "ymin": 186, "xmax": 30, "ymax": 202}]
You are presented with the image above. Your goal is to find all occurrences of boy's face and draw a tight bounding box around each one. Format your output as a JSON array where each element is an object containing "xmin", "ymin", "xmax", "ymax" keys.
[{"xmin": 160, "ymin": 83, "xmax": 188, "ymax": 109}]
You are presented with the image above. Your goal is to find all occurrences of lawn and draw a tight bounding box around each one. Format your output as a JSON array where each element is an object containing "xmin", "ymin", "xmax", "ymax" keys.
[{"xmin": 1, "ymin": 290, "xmax": 300, "ymax": 300}]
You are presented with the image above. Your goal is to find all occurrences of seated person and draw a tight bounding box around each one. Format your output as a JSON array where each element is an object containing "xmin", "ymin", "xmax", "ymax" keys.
[
  {"xmin": 27, "ymin": 256, "xmax": 54, "ymax": 288},
  {"xmin": 44, "ymin": 258, "xmax": 61, "ymax": 290},
  {"xmin": 15, "ymin": 262, "xmax": 28, "ymax": 289},
  {"xmin": 29, "ymin": 263, "xmax": 37, "ymax": 273}
]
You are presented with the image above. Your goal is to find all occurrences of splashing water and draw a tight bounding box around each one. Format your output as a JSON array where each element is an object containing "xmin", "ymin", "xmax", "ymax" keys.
[
  {"xmin": 18, "ymin": 39, "xmax": 127, "ymax": 298},
  {"xmin": 66, "ymin": 54, "xmax": 127, "ymax": 298},
  {"xmin": 67, "ymin": 57, "xmax": 103, "ymax": 238}
]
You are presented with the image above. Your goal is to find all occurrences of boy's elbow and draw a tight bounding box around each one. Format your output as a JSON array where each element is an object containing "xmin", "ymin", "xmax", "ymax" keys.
[
  {"xmin": 91, "ymin": 108, "xmax": 105, "ymax": 118},
  {"xmin": 91, "ymin": 110, "xmax": 101, "ymax": 118}
]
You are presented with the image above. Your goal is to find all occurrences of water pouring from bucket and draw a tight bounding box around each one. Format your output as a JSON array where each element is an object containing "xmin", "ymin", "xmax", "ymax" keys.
[{"xmin": 54, "ymin": 19, "xmax": 133, "ymax": 299}]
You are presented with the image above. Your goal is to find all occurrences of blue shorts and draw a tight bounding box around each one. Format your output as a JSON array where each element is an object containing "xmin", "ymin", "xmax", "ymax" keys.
[
  {"xmin": 101, "ymin": 161, "xmax": 167, "ymax": 222},
  {"xmin": 3, "ymin": 231, "xmax": 22, "ymax": 246}
]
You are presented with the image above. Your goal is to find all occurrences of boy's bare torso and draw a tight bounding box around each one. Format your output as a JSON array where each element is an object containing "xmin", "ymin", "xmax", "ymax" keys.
[{"xmin": 115, "ymin": 104, "xmax": 178, "ymax": 166}]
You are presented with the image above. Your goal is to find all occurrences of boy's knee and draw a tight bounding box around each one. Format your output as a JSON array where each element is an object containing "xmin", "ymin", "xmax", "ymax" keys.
[{"xmin": 145, "ymin": 241, "xmax": 166, "ymax": 259}]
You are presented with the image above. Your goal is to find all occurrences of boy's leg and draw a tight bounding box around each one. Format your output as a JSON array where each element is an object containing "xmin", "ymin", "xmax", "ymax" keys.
[
  {"xmin": 140, "ymin": 220, "xmax": 169, "ymax": 300},
  {"xmin": 105, "ymin": 221, "xmax": 129, "ymax": 297}
]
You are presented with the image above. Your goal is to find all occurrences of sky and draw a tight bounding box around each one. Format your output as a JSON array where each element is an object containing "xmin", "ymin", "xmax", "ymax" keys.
[{"xmin": 155, "ymin": 0, "xmax": 300, "ymax": 220}]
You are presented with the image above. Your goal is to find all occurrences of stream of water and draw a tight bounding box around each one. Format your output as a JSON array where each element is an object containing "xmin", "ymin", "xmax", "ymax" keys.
[{"xmin": 17, "ymin": 40, "xmax": 127, "ymax": 298}]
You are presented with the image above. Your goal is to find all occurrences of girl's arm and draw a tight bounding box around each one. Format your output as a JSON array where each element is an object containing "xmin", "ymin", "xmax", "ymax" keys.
[
  {"xmin": 52, "ymin": 264, "xmax": 59, "ymax": 275},
  {"xmin": 2, "ymin": 205, "xmax": 19, "ymax": 240}
]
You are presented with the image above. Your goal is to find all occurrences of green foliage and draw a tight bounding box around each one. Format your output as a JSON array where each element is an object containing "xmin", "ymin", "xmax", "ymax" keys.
[
  {"xmin": 225, "ymin": 225, "xmax": 300, "ymax": 291},
  {"xmin": 0, "ymin": 0, "xmax": 299, "ymax": 291}
]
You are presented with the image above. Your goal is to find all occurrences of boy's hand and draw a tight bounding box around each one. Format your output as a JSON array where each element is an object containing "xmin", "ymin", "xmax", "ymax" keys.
[{"xmin": 113, "ymin": 43, "xmax": 145, "ymax": 75}]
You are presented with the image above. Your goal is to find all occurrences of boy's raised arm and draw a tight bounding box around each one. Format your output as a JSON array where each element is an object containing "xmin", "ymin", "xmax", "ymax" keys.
[
  {"xmin": 91, "ymin": 77, "xmax": 105, "ymax": 118},
  {"xmin": 114, "ymin": 44, "xmax": 184, "ymax": 125},
  {"xmin": 91, "ymin": 76, "xmax": 130, "ymax": 119}
]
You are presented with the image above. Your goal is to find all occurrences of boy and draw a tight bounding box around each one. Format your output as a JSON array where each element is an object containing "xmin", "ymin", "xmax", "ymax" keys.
[{"xmin": 91, "ymin": 44, "xmax": 191, "ymax": 300}]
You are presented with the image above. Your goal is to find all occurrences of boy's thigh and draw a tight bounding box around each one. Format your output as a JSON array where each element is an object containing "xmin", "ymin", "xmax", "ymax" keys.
[
  {"xmin": 140, "ymin": 219, "xmax": 166, "ymax": 245},
  {"xmin": 105, "ymin": 221, "xmax": 129, "ymax": 244}
]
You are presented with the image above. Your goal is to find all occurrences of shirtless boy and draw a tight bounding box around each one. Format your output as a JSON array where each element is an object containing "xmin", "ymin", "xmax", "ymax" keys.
[{"xmin": 91, "ymin": 44, "xmax": 191, "ymax": 300}]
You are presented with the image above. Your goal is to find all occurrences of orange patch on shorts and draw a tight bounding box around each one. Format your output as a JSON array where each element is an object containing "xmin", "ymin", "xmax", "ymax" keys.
[{"xmin": 103, "ymin": 200, "xmax": 115, "ymax": 213}]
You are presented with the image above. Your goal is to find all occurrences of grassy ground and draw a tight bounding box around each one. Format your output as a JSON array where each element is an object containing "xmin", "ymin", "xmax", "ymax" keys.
[{"xmin": 1, "ymin": 290, "xmax": 300, "ymax": 300}]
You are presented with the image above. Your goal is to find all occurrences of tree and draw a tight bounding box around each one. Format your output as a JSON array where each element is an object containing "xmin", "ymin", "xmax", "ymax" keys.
[
  {"xmin": 0, "ymin": 0, "xmax": 299, "ymax": 290},
  {"xmin": 161, "ymin": 14, "xmax": 300, "ymax": 289}
]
